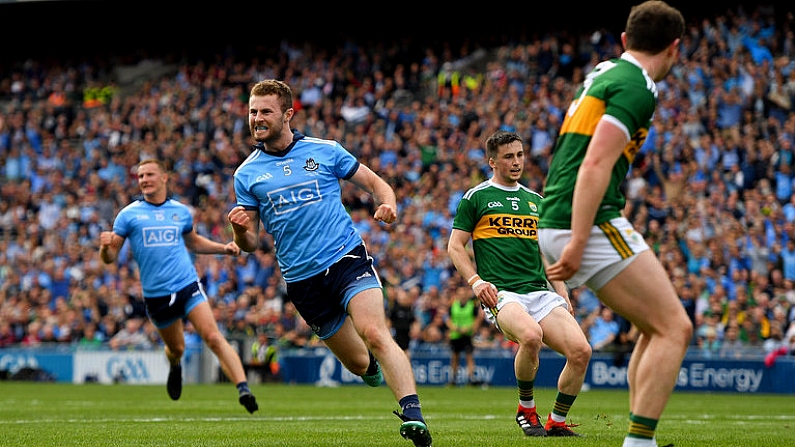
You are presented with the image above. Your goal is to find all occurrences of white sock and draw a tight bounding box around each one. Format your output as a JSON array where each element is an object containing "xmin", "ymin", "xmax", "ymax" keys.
[
  {"xmin": 550, "ymin": 412, "xmax": 566, "ymax": 423},
  {"xmin": 518, "ymin": 399, "xmax": 535, "ymax": 411},
  {"xmin": 622, "ymin": 437, "xmax": 656, "ymax": 447}
]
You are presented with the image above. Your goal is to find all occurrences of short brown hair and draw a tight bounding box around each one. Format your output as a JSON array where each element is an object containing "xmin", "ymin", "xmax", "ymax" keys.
[
  {"xmin": 485, "ymin": 130, "xmax": 523, "ymax": 159},
  {"xmin": 624, "ymin": 1, "xmax": 685, "ymax": 54},
  {"xmin": 249, "ymin": 79, "xmax": 293, "ymax": 113}
]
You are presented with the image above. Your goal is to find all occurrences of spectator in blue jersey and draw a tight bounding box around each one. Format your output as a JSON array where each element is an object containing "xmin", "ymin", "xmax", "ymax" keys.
[
  {"xmin": 582, "ymin": 305, "xmax": 620, "ymax": 351},
  {"xmin": 227, "ymin": 79, "xmax": 431, "ymax": 447},
  {"xmin": 98, "ymin": 159, "xmax": 258, "ymax": 414}
]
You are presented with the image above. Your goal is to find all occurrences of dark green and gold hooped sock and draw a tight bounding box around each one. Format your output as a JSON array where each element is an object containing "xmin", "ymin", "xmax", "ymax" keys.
[
  {"xmin": 517, "ymin": 379, "xmax": 535, "ymax": 411},
  {"xmin": 549, "ymin": 391, "xmax": 577, "ymax": 423},
  {"xmin": 627, "ymin": 412, "xmax": 658, "ymax": 440}
]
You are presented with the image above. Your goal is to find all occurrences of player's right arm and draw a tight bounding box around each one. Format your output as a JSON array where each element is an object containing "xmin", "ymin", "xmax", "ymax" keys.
[
  {"xmin": 228, "ymin": 206, "xmax": 261, "ymax": 253},
  {"xmin": 447, "ymin": 228, "xmax": 498, "ymax": 308},
  {"xmin": 99, "ymin": 231, "xmax": 124, "ymax": 264}
]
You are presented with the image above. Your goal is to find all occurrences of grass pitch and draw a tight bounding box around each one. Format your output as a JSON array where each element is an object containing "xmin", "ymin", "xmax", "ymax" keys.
[{"xmin": 1, "ymin": 382, "xmax": 792, "ymax": 446}]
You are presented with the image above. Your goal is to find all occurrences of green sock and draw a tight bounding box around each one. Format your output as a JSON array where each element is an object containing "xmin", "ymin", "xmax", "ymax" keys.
[
  {"xmin": 517, "ymin": 379, "xmax": 535, "ymax": 408},
  {"xmin": 550, "ymin": 391, "xmax": 577, "ymax": 420},
  {"xmin": 627, "ymin": 413, "xmax": 658, "ymax": 440}
]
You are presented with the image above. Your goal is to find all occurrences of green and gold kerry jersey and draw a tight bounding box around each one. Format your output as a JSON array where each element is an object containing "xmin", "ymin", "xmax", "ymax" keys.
[
  {"xmin": 539, "ymin": 54, "xmax": 658, "ymax": 229},
  {"xmin": 452, "ymin": 180, "xmax": 549, "ymax": 294}
]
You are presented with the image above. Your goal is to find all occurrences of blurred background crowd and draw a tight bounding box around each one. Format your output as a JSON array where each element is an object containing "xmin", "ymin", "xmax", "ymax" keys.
[{"xmin": 2, "ymin": 2, "xmax": 795, "ymax": 368}]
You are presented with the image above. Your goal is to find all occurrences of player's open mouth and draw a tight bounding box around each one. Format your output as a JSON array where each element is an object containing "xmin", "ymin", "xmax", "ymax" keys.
[{"xmin": 256, "ymin": 126, "xmax": 268, "ymax": 131}]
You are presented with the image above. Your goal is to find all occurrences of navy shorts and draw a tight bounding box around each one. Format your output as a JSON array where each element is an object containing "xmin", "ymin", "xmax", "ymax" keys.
[
  {"xmin": 144, "ymin": 281, "xmax": 207, "ymax": 329},
  {"xmin": 286, "ymin": 244, "xmax": 382, "ymax": 340}
]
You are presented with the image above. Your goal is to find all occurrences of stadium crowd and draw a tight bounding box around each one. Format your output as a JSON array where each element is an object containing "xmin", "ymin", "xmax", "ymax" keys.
[{"xmin": 2, "ymin": 4, "xmax": 795, "ymax": 368}]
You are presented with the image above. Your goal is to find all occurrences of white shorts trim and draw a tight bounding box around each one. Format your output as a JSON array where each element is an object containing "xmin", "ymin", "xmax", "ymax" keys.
[{"xmin": 538, "ymin": 217, "xmax": 649, "ymax": 290}]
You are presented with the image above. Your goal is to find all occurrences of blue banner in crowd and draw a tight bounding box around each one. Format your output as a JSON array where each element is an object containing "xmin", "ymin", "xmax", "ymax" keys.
[
  {"xmin": 0, "ymin": 348, "xmax": 792, "ymax": 394},
  {"xmin": 279, "ymin": 350, "xmax": 795, "ymax": 394}
]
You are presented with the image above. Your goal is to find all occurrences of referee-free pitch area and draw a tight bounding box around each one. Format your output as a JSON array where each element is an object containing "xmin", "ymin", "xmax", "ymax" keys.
[{"xmin": 1, "ymin": 382, "xmax": 792, "ymax": 446}]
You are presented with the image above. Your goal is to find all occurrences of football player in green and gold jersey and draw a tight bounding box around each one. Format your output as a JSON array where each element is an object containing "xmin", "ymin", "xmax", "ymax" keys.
[
  {"xmin": 448, "ymin": 130, "xmax": 591, "ymax": 438},
  {"xmin": 538, "ymin": 2, "xmax": 691, "ymax": 447}
]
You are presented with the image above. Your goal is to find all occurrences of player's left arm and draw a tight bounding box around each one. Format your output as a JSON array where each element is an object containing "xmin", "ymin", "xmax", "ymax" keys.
[
  {"xmin": 348, "ymin": 164, "xmax": 397, "ymax": 224},
  {"xmin": 99, "ymin": 231, "xmax": 125, "ymax": 264},
  {"xmin": 570, "ymin": 118, "xmax": 628, "ymax": 247},
  {"xmin": 183, "ymin": 230, "xmax": 240, "ymax": 256},
  {"xmin": 546, "ymin": 118, "xmax": 627, "ymax": 281}
]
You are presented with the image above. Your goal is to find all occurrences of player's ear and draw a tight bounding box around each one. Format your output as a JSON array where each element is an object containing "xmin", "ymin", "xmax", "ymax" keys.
[{"xmin": 669, "ymin": 37, "xmax": 681, "ymax": 56}]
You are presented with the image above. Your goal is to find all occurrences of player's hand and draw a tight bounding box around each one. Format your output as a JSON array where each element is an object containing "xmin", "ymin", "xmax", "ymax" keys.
[
  {"xmin": 373, "ymin": 204, "xmax": 397, "ymax": 225},
  {"xmin": 473, "ymin": 281, "xmax": 498, "ymax": 308},
  {"xmin": 99, "ymin": 231, "xmax": 113, "ymax": 248},
  {"xmin": 545, "ymin": 242, "xmax": 584, "ymax": 281},
  {"xmin": 227, "ymin": 206, "xmax": 250, "ymax": 234},
  {"xmin": 562, "ymin": 295, "xmax": 576, "ymax": 317},
  {"xmin": 224, "ymin": 241, "xmax": 241, "ymax": 256}
]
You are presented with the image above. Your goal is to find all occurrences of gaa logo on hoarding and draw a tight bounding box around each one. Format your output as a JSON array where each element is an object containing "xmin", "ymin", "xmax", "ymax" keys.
[{"xmin": 106, "ymin": 356, "xmax": 150, "ymax": 382}]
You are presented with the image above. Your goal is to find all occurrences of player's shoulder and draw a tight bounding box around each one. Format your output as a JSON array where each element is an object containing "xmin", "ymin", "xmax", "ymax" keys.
[
  {"xmin": 609, "ymin": 58, "xmax": 654, "ymax": 90},
  {"xmin": 462, "ymin": 180, "xmax": 492, "ymax": 200},
  {"xmin": 297, "ymin": 136, "xmax": 352, "ymax": 163},
  {"xmin": 589, "ymin": 57, "xmax": 646, "ymax": 86},
  {"xmin": 235, "ymin": 149, "xmax": 265, "ymax": 176},
  {"xmin": 114, "ymin": 198, "xmax": 150, "ymax": 227},
  {"xmin": 164, "ymin": 197, "xmax": 189, "ymax": 209},
  {"xmin": 518, "ymin": 183, "xmax": 543, "ymax": 200},
  {"xmin": 299, "ymin": 135, "xmax": 339, "ymax": 149},
  {"xmin": 118, "ymin": 198, "xmax": 145, "ymax": 214}
]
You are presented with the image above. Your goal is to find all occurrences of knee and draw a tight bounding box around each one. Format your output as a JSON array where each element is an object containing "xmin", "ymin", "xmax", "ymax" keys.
[
  {"xmin": 569, "ymin": 342, "xmax": 592, "ymax": 372},
  {"xmin": 352, "ymin": 356, "xmax": 371, "ymax": 375},
  {"xmin": 341, "ymin": 351, "xmax": 371, "ymax": 376},
  {"xmin": 167, "ymin": 342, "xmax": 185, "ymax": 359},
  {"xmin": 653, "ymin": 314, "xmax": 693, "ymax": 350},
  {"xmin": 676, "ymin": 316, "xmax": 694, "ymax": 348},
  {"xmin": 359, "ymin": 324, "xmax": 391, "ymax": 352},
  {"xmin": 202, "ymin": 331, "xmax": 225, "ymax": 353},
  {"xmin": 515, "ymin": 328, "xmax": 544, "ymax": 352}
]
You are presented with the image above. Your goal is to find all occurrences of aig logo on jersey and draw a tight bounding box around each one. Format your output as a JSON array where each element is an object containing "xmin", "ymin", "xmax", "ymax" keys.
[
  {"xmin": 267, "ymin": 180, "xmax": 322, "ymax": 215},
  {"xmin": 142, "ymin": 226, "xmax": 180, "ymax": 247}
]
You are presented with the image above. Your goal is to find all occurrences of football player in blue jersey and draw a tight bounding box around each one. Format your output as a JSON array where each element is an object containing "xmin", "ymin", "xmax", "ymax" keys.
[
  {"xmin": 99, "ymin": 158, "xmax": 258, "ymax": 414},
  {"xmin": 228, "ymin": 79, "xmax": 431, "ymax": 447}
]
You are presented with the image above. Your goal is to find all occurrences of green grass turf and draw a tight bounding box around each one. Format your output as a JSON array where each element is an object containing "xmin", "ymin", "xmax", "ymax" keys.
[{"xmin": 0, "ymin": 382, "xmax": 792, "ymax": 446}]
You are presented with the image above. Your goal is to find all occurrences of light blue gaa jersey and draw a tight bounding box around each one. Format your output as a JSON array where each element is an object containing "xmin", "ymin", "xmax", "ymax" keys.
[
  {"xmin": 112, "ymin": 198, "xmax": 199, "ymax": 297},
  {"xmin": 233, "ymin": 132, "xmax": 363, "ymax": 282}
]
